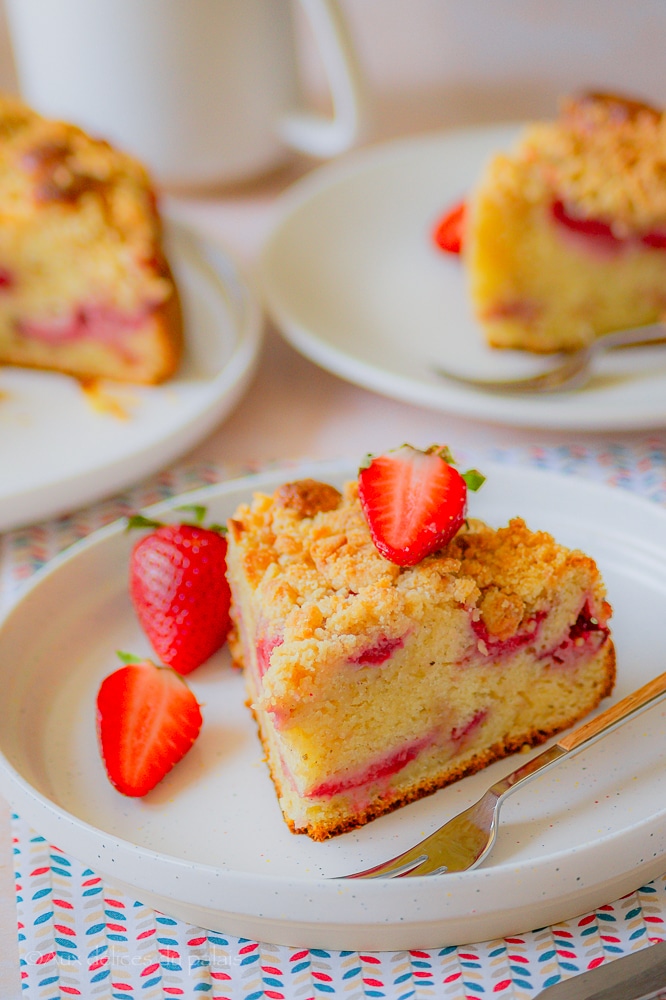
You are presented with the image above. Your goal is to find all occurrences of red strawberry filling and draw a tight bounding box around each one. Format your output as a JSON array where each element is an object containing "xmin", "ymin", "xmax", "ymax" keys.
[
  {"xmin": 18, "ymin": 300, "xmax": 157, "ymax": 350},
  {"xmin": 433, "ymin": 197, "xmax": 666, "ymax": 259},
  {"xmin": 483, "ymin": 299, "xmax": 542, "ymax": 323},
  {"xmin": 349, "ymin": 632, "xmax": 408, "ymax": 666},
  {"xmin": 0, "ymin": 266, "xmax": 14, "ymax": 291},
  {"xmin": 302, "ymin": 709, "xmax": 488, "ymax": 801},
  {"xmin": 551, "ymin": 200, "xmax": 666, "ymax": 258},
  {"xmin": 546, "ymin": 601, "xmax": 610, "ymax": 666},
  {"xmin": 256, "ymin": 632, "xmax": 283, "ymax": 679},
  {"xmin": 305, "ymin": 731, "xmax": 435, "ymax": 800},
  {"xmin": 450, "ymin": 708, "xmax": 487, "ymax": 745},
  {"xmin": 641, "ymin": 230, "xmax": 666, "ymax": 249},
  {"xmin": 471, "ymin": 611, "xmax": 545, "ymax": 658}
]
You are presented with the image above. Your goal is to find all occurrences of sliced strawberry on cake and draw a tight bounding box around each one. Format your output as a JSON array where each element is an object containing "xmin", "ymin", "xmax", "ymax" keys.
[
  {"xmin": 225, "ymin": 447, "xmax": 615, "ymax": 841},
  {"xmin": 358, "ymin": 444, "xmax": 484, "ymax": 565}
]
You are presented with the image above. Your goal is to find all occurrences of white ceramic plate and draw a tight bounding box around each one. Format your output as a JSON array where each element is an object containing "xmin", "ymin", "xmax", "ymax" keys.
[
  {"xmin": 0, "ymin": 460, "xmax": 665, "ymax": 951},
  {"xmin": 0, "ymin": 222, "xmax": 263, "ymax": 531},
  {"xmin": 259, "ymin": 125, "xmax": 666, "ymax": 431}
]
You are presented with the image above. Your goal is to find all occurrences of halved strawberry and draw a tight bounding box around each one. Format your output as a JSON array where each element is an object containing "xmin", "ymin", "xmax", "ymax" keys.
[
  {"xmin": 358, "ymin": 444, "xmax": 484, "ymax": 566},
  {"xmin": 432, "ymin": 200, "xmax": 466, "ymax": 254},
  {"xmin": 96, "ymin": 656, "xmax": 203, "ymax": 797},
  {"xmin": 129, "ymin": 506, "xmax": 231, "ymax": 675}
]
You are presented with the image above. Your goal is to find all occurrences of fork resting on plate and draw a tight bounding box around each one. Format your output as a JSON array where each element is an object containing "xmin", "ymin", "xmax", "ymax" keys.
[
  {"xmin": 341, "ymin": 672, "xmax": 666, "ymax": 879},
  {"xmin": 435, "ymin": 322, "xmax": 666, "ymax": 394}
]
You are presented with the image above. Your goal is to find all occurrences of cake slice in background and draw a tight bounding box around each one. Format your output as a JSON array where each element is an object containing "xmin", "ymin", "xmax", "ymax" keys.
[
  {"xmin": 0, "ymin": 94, "xmax": 182, "ymax": 384},
  {"xmin": 466, "ymin": 92, "xmax": 666, "ymax": 353},
  {"xmin": 226, "ymin": 458, "xmax": 615, "ymax": 842}
]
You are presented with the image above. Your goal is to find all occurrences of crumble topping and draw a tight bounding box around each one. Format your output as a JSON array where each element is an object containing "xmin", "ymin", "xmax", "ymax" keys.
[
  {"xmin": 275, "ymin": 478, "xmax": 342, "ymax": 518},
  {"xmin": 228, "ymin": 479, "xmax": 607, "ymax": 679},
  {"xmin": 504, "ymin": 90, "xmax": 666, "ymax": 235}
]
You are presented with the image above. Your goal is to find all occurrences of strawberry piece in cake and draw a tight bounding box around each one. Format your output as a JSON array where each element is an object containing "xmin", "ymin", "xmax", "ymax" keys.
[
  {"xmin": 0, "ymin": 94, "xmax": 181, "ymax": 383},
  {"xmin": 466, "ymin": 91, "xmax": 666, "ymax": 353},
  {"xmin": 225, "ymin": 456, "xmax": 615, "ymax": 841}
]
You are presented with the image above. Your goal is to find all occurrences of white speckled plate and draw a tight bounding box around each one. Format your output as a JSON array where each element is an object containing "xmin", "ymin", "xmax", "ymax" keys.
[
  {"xmin": 259, "ymin": 125, "xmax": 666, "ymax": 430},
  {"xmin": 0, "ymin": 460, "xmax": 664, "ymax": 950},
  {"xmin": 0, "ymin": 221, "xmax": 263, "ymax": 531}
]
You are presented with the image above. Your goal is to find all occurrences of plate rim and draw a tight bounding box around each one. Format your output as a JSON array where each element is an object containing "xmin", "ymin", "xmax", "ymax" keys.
[
  {"xmin": 1, "ymin": 459, "xmax": 665, "ymax": 949},
  {"xmin": 258, "ymin": 122, "xmax": 666, "ymax": 432}
]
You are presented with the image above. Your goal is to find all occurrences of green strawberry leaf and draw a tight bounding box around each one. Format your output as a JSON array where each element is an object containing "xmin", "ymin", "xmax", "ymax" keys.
[
  {"xmin": 116, "ymin": 650, "xmax": 145, "ymax": 664},
  {"xmin": 433, "ymin": 444, "xmax": 457, "ymax": 465},
  {"xmin": 126, "ymin": 514, "xmax": 163, "ymax": 531},
  {"xmin": 126, "ymin": 506, "xmax": 226, "ymax": 535},
  {"xmin": 174, "ymin": 504, "xmax": 207, "ymax": 524},
  {"xmin": 462, "ymin": 469, "xmax": 486, "ymax": 492}
]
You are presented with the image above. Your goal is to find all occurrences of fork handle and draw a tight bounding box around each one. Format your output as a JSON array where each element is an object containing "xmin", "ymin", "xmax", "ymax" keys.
[
  {"xmin": 599, "ymin": 321, "xmax": 666, "ymax": 352},
  {"xmin": 557, "ymin": 671, "xmax": 666, "ymax": 752},
  {"xmin": 494, "ymin": 672, "xmax": 666, "ymax": 796}
]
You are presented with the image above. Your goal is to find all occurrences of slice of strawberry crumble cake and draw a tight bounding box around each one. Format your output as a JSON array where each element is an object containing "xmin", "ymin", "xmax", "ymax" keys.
[
  {"xmin": 226, "ymin": 449, "xmax": 615, "ymax": 841},
  {"xmin": 0, "ymin": 93, "xmax": 182, "ymax": 384},
  {"xmin": 466, "ymin": 91, "xmax": 666, "ymax": 353}
]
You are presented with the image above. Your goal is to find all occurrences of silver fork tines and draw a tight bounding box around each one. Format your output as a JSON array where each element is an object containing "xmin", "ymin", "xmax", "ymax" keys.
[
  {"xmin": 434, "ymin": 322, "xmax": 666, "ymax": 395},
  {"xmin": 351, "ymin": 791, "xmax": 502, "ymax": 879},
  {"xmin": 339, "ymin": 672, "xmax": 666, "ymax": 879}
]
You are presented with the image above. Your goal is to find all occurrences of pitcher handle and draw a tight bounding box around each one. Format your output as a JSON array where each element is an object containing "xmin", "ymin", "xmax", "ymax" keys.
[{"xmin": 279, "ymin": 0, "xmax": 367, "ymax": 158}]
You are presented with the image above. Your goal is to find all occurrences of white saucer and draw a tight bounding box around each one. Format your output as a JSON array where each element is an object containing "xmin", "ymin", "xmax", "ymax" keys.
[{"xmin": 259, "ymin": 124, "xmax": 666, "ymax": 431}]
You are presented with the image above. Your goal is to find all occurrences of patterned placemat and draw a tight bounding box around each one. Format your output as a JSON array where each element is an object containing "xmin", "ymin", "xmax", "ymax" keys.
[
  {"xmin": 11, "ymin": 808, "xmax": 666, "ymax": 999},
  {"xmin": 3, "ymin": 440, "xmax": 666, "ymax": 999}
]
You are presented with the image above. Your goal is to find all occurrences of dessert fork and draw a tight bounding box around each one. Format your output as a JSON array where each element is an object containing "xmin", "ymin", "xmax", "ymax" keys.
[
  {"xmin": 434, "ymin": 322, "xmax": 666, "ymax": 394},
  {"xmin": 342, "ymin": 671, "xmax": 666, "ymax": 879}
]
